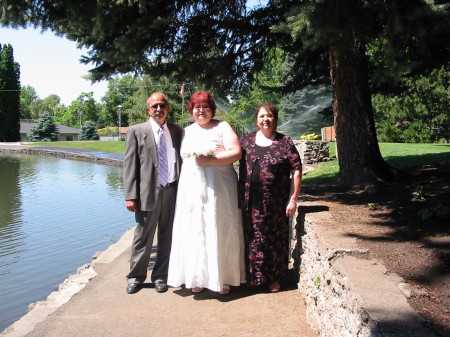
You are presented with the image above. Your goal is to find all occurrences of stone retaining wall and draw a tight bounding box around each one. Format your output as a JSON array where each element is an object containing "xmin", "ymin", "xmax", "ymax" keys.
[
  {"xmin": 291, "ymin": 209, "xmax": 370, "ymax": 337},
  {"xmin": 293, "ymin": 140, "xmax": 331, "ymax": 164},
  {"xmin": 0, "ymin": 148, "xmax": 123, "ymax": 167},
  {"xmin": 290, "ymin": 203, "xmax": 437, "ymax": 337}
]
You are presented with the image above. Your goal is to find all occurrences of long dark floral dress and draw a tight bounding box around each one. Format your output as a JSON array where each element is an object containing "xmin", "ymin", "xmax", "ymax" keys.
[{"xmin": 238, "ymin": 131, "xmax": 302, "ymax": 287}]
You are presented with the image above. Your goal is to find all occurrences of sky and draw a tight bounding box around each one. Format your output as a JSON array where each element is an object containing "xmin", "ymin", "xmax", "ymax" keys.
[{"xmin": 0, "ymin": 27, "xmax": 109, "ymax": 106}]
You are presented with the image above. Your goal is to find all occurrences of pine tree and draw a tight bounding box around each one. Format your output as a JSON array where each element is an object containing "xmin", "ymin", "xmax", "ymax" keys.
[
  {"xmin": 0, "ymin": 44, "xmax": 21, "ymax": 142},
  {"xmin": 2, "ymin": 0, "xmax": 448, "ymax": 186},
  {"xmin": 79, "ymin": 120, "xmax": 100, "ymax": 140},
  {"xmin": 27, "ymin": 111, "xmax": 60, "ymax": 142}
]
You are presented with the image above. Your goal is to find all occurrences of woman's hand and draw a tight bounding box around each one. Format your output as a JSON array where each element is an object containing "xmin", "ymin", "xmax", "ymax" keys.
[
  {"xmin": 196, "ymin": 155, "xmax": 214, "ymax": 167},
  {"xmin": 286, "ymin": 200, "xmax": 297, "ymax": 217}
]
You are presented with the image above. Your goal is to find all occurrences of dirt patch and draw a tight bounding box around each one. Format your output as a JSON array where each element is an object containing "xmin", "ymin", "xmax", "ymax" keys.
[{"xmin": 301, "ymin": 162, "xmax": 450, "ymax": 335}]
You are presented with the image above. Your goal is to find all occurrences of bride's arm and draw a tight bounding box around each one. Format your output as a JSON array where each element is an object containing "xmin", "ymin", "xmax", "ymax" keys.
[{"xmin": 196, "ymin": 121, "xmax": 241, "ymax": 167}]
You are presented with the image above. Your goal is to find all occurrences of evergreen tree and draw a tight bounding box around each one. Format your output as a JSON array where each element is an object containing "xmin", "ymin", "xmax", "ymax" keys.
[
  {"xmin": 373, "ymin": 64, "xmax": 450, "ymax": 143},
  {"xmin": 0, "ymin": 43, "xmax": 21, "ymax": 142},
  {"xmin": 277, "ymin": 0, "xmax": 449, "ymax": 186},
  {"xmin": 79, "ymin": 120, "xmax": 99, "ymax": 140},
  {"xmin": 279, "ymin": 85, "xmax": 333, "ymax": 139},
  {"xmin": 2, "ymin": 0, "xmax": 448, "ymax": 187},
  {"xmin": 27, "ymin": 111, "xmax": 60, "ymax": 142}
]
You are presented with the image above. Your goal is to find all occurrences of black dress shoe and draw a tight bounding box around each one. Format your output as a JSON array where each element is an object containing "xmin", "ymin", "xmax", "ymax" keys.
[
  {"xmin": 126, "ymin": 283, "xmax": 141, "ymax": 294},
  {"xmin": 154, "ymin": 280, "xmax": 168, "ymax": 293}
]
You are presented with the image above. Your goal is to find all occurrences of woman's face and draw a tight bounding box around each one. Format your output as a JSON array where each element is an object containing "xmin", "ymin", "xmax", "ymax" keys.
[
  {"xmin": 192, "ymin": 101, "xmax": 213, "ymax": 125},
  {"xmin": 256, "ymin": 107, "xmax": 276, "ymax": 133}
]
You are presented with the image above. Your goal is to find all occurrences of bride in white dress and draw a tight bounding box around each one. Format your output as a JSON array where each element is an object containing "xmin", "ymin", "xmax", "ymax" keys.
[{"xmin": 168, "ymin": 91, "xmax": 246, "ymax": 294}]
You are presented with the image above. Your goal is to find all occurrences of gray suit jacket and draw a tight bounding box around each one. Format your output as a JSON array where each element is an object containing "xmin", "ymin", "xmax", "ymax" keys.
[{"xmin": 123, "ymin": 120, "xmax": 183, "ymax": 211}]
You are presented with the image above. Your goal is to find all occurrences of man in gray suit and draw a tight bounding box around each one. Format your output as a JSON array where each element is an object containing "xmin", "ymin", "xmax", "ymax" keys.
[{"xmin": 123, "ymin": 92, "xmax": 183, "ymax": 294}]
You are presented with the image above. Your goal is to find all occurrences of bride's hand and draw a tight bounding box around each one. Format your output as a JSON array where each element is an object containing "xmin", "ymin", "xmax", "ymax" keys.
[{"xmin": 196, "ymin": 155, "xmax": 214, "ymax": 167}]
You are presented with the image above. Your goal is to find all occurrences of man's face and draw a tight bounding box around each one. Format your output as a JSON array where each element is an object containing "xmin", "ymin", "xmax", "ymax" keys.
[{"xmin": 147, "ymin": 93, "xmax": 169, "ymax": 125}]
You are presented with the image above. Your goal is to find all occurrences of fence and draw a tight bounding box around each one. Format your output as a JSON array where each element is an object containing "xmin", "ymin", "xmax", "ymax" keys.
[{"xmin": 321, "ymin": 126, "xmax": 335, "ymax": 141}]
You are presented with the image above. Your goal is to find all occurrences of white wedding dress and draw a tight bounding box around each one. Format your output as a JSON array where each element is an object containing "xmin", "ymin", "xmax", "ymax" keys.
[{"xmin": 167, "ymin": 122, "xmax": 246, "ymax": 292}]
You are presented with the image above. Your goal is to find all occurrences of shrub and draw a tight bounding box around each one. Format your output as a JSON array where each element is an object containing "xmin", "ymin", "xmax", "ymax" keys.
[
  {"xmin": 27, "ymin": 111, "xmax": 59, "ymax": 142},
  {"xmin": 79, "ymin": 121, "xmax": 100, "ymax": 140}
]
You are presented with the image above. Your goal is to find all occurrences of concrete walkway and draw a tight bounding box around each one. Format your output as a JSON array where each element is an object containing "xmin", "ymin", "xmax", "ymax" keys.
[{"xmin": 1, "ymin": 230, "xmax": 318, "ymax": 337}]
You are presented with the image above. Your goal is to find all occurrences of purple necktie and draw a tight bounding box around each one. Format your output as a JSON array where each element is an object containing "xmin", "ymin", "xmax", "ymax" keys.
[{"xmin": 158, "ymin": 126, "xmax": 169, "ymax": 187}]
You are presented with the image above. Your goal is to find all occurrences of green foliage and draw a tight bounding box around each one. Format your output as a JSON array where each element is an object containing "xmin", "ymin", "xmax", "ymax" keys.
[
  {"xmin": 2, "ymin": 0, "xmax": 448, "ymax": 187},
  {"xmin": 27, "ymin": 111, "xmax": 60, "ymax": 142},
  {"xmin": 0, "ymin": 0, "xmax": 286, "ymax": 95},
  {"xmin": 412, "ymin": 185, "xmax": 425, "ymax": 200},
  {"xmin": 100, "ymin": 75, "xmax": 142, "ymax": 127},
  {"xmin": 53, "ymin": 92, "xmax": 100, "ymax": 128},
  {"xmin": 279, "ymin": 85, "xmax": 333, "ymax": 139},
  {"xmin": 0, "ymin": 43, "xmax": 20, "ymax": 141},
  {"xmin": 315, "ymin": 276, "xmax": 321, "ymax": 289},
  {"xmin": 79, "ymin": 120, "xmax": 100, "ymax": 140},
  {"xmin": 368, "ymin": 203, "xmax": 379, "ymax": 210},
  {"xmin": 100, "ymin": 74, "xmax": 188, "ymax": 128},
  {"xmin": 417, "ymin": 204, "xmax": 449, "ymax": 221},
  {"xmin": 53, "ymin": 104, "xmax": 78, "ymax": 127},
  {"xmin": 19, "ymin": 85, "xmax": 38, "ymax": 119},
  {"xmin": 30, "ymin": 94, "xmax": 61, "ymax": 119},
  {"xmin": 228, "ymin": 48, "xmax": 285, "ymax": 133},
  {"xmin": 279, "ymin": 1, "xmax": 449, "ymax": 93},
  {"xmin": 373, "ymin": 64, "xmax": 450, "ymax": 143},
  {"xmin": 274, "ymin": 0, "xmax": 449, "ymax": 186}
]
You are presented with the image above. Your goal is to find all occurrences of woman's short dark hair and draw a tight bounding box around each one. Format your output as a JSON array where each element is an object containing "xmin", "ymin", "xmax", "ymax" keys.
[{"xmin": 254, "ymin": 102, "xmax": 278, "ymax": 123}]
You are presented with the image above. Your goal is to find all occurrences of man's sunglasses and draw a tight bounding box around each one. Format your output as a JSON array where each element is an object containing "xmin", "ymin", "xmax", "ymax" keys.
[{"xmin": 150, "ymin": 104, "xmax": 168, "ymax": 110}]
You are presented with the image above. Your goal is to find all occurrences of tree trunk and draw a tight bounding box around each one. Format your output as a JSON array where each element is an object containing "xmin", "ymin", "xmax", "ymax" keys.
[{"xmin": 329, "ymin": 42, "xmax": 394, "ymax": 188}]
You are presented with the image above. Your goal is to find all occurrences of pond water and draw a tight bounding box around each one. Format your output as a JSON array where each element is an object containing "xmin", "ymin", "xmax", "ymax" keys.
[{"xmin": 0, "ymin": 153, "xmax": 130, "ymax": 332}]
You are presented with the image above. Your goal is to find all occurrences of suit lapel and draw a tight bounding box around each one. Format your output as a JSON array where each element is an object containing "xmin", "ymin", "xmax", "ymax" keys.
[{"xmin": 144, "ymin": 122, "xmax": 158, "ymax": 167}]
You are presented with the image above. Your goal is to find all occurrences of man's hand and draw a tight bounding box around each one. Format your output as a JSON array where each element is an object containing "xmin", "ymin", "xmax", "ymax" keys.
[{"xmin": 126, "ymin": 200, "xmax": 138, "ymax": 212}]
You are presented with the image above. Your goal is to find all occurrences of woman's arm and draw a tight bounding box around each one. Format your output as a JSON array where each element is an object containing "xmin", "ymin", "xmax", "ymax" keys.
[
  {"xmin": 286, "ymin": 168, "xmax": 302, "ymax": 217},
  {"xmin": 196, "ymin": 121, "xmax": 242, "ymax": 167}
]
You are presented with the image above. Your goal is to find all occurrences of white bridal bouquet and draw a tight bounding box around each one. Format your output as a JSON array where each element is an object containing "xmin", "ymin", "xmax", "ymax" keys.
[{"xmin": 186, "ymin": 143, "xmax": 217, "ymax": 158}]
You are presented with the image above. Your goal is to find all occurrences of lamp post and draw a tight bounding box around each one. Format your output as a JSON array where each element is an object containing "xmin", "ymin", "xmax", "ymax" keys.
[{"xmin": 117, "ymin": 105, "xmax": 123, "ymax": 141}]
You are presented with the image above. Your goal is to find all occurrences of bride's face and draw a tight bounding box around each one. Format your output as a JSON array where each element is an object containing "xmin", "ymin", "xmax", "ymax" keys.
[{"xmin": 192, "ymin": 101, "xmax": 213, "ymax": 125}]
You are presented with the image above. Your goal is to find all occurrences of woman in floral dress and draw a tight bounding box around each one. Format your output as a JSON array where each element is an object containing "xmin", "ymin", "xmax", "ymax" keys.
[{"xmin": 239, "ymin": 102, "xmax": 302, "ymax": 292}]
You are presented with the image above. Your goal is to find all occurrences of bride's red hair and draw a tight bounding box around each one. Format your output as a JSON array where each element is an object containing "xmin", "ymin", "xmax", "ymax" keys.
[{"xmin": 188, "ymin": 91, "xmax": 216, "ymax": 117}]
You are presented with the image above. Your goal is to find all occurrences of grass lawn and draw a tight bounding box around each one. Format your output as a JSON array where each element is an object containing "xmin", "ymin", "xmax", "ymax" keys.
[
  {"xmin": 25, "ymin": 140, "xmax": 450, "ymax": 184},
  {"xmin": 303, "ymin": 142, "xmax": 450, "ymax": 184},
  {"xmin": 25, "ymin": 141, "xmax": 126, "ymax": 153}
]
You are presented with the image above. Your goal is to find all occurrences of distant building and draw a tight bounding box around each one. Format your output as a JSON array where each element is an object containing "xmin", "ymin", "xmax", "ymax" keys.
[
  {"xmin": 97, "ymin": 126, "xmax": 128, "ymax": 141},
  {"xmin": 20, "ymin": 122, "xmax": 80, "ymax": 142}
]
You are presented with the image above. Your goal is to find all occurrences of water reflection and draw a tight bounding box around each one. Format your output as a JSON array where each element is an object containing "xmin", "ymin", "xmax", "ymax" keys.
[
  {"xmin": 0, "ymin": 155, "xmax": 25, "ymax": 274},
  {"xmin": 0, "ymin": 153, "xmax": 129, "ymax": 332}
]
